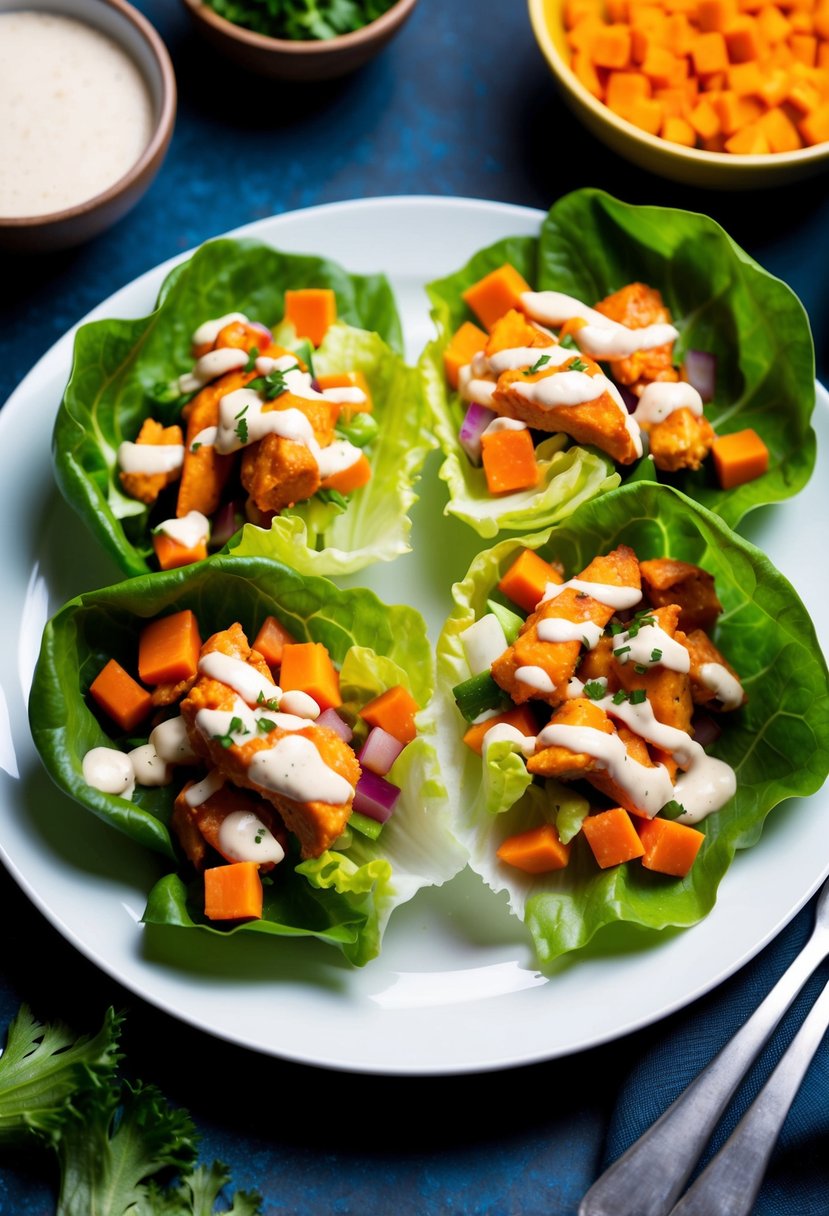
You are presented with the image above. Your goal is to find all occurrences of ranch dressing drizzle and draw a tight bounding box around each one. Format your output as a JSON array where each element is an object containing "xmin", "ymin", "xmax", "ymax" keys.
[
  {"xmin": 537, "ymin": 618, "xmax": 605, "ymax": 648},
  {"xmin": 612, "ymin": 621, "xmax": 690, "ymax": 672},
  {"xmin": 249, "ymin": 735, "xmax": 354, "ymax": 805},
  {"xmin": 321, "ymin": 386, "xmax": 367, "ymax": 406},
  {"xmin": 486, "ymin": 344, "xmax": 575, "ymax": 374},
  {"xmin": 178, "ymin": 348, "xmax": 249, "ymax": 394},
  {"xmin": 699, "ymin": 662, "xmax": 744, "ymax": 711},
  {"xmin": 117, "ymin": 442, "xmax": 184, "ymax": 476},
  {"xmin": 520, "ymin": 291, "xmax": 679, "ymax": 360},
  {"xmin": 82, "ymin": 747, "xmax": 135, "ymax": 799},
  {"xmin": 150, "ymin": 716, "xmax": 198, "ymax": 764},
  {"xmin": 154, "ymin": 510, "xmax": 209, "ymax": 550},
  {"xmin": 215, "ymin": 388, "xmax": 362, "ymax": 476},
  {"xmin": 127, "ymin": 743, "xmax": 172, "ymax": 787},
  {"xmin": 632, "ymin": 381, "xmax": 704, "ymax": 426},
  {"xmin": 483, "ymin": 417, "xmax": 528, "ymax": 435},
  {"xmin": 513, "ymin": 371, "xmax": 643, "ymax": 457},
  {"xmin": 198, "ymin": 653, "xmax": 281, "ymax": 706},
  {"xmin": 458, "ymin": 366, "xmax": 498, "ymax": 407},
  {"xmin": 515, "ymin": 665, "xmax": 557, "ymax": 694},
  {"xmin": 482, "ymin": 723, "xmax": 536, "ymax": 756},
  {"xmin": 0, "ymin": 13, "xmax": 154, "ymax": 218},
  {"xmin": 191, "ymin": 313, "xmax": 248, "ymax": 347},
  {"xmin": 537, "ymin": 722, "xmax": 675, "ymax": 818},
  {"xmin": 540, "ymin": 578, "xmax": 643, "ymax": 611},
  {"xmin": 191, "ymin": 427, "xmax": 218, "ymax": 451},
  {"xmin": 217, "ymin": 810, "xmax": 285, "ymax": 865},
  {"xmin": 196, "ymin": 701, "xmax": 259, "ymax": 745},
  {"xmin": 184, "ymin": 769, "xmax": 226, "ymax": 808}
]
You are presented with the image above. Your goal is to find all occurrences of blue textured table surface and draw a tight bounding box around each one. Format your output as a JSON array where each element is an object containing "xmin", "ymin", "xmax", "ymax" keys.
[{"xmin": 1, "ymin": 3, "xmax": 828, "ymax": 1214}]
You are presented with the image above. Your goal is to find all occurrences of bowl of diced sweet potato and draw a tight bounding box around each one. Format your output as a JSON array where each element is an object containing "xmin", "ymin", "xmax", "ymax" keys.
[{"xmin": 529, "ymin": 0, "xmax": 829, "ymax": 186}]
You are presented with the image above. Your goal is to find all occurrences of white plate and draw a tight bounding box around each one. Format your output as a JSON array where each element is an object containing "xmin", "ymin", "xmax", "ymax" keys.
[{"xmin": 2, "ymin": 196, "xmax": 827, "ymax": 1075}]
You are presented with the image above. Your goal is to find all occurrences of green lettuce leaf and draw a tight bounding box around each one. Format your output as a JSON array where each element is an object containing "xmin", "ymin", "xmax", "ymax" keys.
[
  {"xmin": 421, "ymin": 233, "xmax": 619, "ymax": 538},
  {"xmin": 28, "ymin": 555, "xmax": 463, "ymax": 965},
  {"xmin": 537, "ymin": 189, "xmax": 817, "ymax": 528},
  {"xmin": 52, "ymin": 237, "xmax": 423, "ymax": 579},
  {"xmin": 227, "ymin": 323, "xmax": 435, "ymax": 574},
  {"xmin": 434, "ymin": 481, "xmax": 829, "ymax": 964}
]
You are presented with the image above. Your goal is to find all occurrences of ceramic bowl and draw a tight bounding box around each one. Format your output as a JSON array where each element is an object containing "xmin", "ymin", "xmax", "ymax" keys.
[
  {"xmin": 180, "ymin": 0, "xmax": 419, "ymax": 80},
  {"xmin": 0, "ymin": 0, "xmax": 176, "ymax": 253},
  {"xmin": 528, "ymin": 0, "xmax": 829, "ymax": 188}
]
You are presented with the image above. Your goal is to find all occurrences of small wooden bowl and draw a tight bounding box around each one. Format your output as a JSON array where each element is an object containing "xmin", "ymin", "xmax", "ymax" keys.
[
  {"xmin": 180, "ymin": 0, "xmax": 419, "ymax": 80},
  {"xmin": 0, "ymin": 0, "xmax": 176, "ymax": 253}
]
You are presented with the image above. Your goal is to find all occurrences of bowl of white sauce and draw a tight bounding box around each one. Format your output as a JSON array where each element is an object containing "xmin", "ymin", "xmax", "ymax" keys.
[{"xmin": 0, "ymin": 0, "xmax": 176, "ymax": 252}]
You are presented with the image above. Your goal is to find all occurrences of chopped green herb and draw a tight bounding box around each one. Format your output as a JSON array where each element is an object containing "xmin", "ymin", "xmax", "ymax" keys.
[
  {"xmin": 613, "ymin": 645, "xmax": 631, "ymax": 658},
  {"xmin": 317, "ymin": 487, "xmax": 350, "ymax": 509},
  {"xmin": 190, "ymin": 441, "xmax": 202, "ymax": 453},
  {"xmin": 626, "ymin": 613, "xmax": 656, "ymax": 639},
  {"xmin": 634, "ymin": 663, "xmax": 648, "ymax": 674},
  {"xmin": 248, "ymin": 364, "xmax": 300, "ymax": 400},
  {"xmin": 559, "ymin": 333, "xmax": 579, "ymax": 350},
  {"xmin": 629, "ymin": 688, "xmax": 647, "ymax": 704},
  {"xmin": 213, "ymin": 715, "xmax": 248, "ymax": 749},
  {"xmin": 568, "ymin": 357, "xmax": 589, "ymax": 373},
  {"xmin": 612, "ymin": 689, "xmax": 629, "ymax": 705},
  {"xmin": 235, "ymin": 417, "xmax": 249, "ymax": 445},
  {"xmin": 650, "ymin": 648, "xmax": 663, "ymax": 662},
  {"xmin": 257, "ymin": 690, "xmax": 280, "ymax": 711},
  {"xmin": 257, "ymin": 717, "xmax": 277, "ymax": 733},
  {"xmin": 583, "ymin": 680, "xmax": 606, "ymax": 701},
  {"xmin": 609, "ymin": 621, "xmax": 623, "ymax": 636},
  {"xmin": 524, "ymin": 354, "xmax": 552, "ymax": 376},
  {"xmin": 243, "ymin": 346, "xmax": 260, "ymax": 373},
  {"xmin": 254, "ymin": 829, "xmax": 266, "ymax": 844},
  {"xmin": 661, "ymin": 799, "xmax": 687, "ymax": 820}
]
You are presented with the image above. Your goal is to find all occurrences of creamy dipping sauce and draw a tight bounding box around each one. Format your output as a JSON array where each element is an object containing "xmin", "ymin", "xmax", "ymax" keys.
[{"xmin": 0, "ymin": 12, "xmax": 154, "ymax": 217}]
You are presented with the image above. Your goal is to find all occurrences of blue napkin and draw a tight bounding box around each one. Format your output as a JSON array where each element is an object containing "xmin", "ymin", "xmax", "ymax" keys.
[{"xmin": 601, "ymin": 891, "xmax": 829, "ymax": 1215}]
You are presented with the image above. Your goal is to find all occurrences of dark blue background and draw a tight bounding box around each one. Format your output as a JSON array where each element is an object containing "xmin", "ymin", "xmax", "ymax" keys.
[{"xmin": 1, "ymin": 3, "xmax": 827, "ymax": 1213}]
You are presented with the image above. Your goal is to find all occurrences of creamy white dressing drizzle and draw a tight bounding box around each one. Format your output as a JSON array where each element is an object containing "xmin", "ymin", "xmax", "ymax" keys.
[
  {"xmin": 482, "ymin": 416, "xmax": 528, "ymax": 435},
  {"xmin": 520, "ymin": 291, "xmax": 678, "ymax": 361},
  {"xmin": 178, "ymin": 348, "xmax": 249, "ymax": 394},
  {"xmin": 459, "ymin": 372, "xmax": 498, "ymax": 407},
  {"xmin": 612, "ymin": 622, "xmax": 690, "ymax": 673},
  {"xmin": 537, "ymin": 618, "xmax": 604, "ymax": 648},
  {"xmin": 486, "ymin": 344, "xmax": 574, "ymax": 374},
  {"xmin": 191, "ymin": 313, "xmax": 248, "ymax": 347},
  {"xmin": 128, "ymin": 743, "xmax": 172, "ymax": 787},
  {"xmin": 541, "ymin": 577, "xmax": 643, "ymax": 611},
  {"xmin": 249, "ymin": 734, "xmax": 353, "ymax": 805},
  {"xmin": 278, "ymin": 690, "xmax": 321, "ymax": 720},
  {"xmin": 538, "ymin": 721, "xmax": 676, "ymax": 817},
  {"xmin": 482, "ymin": 723, "xmax": 536, "ymax": 756},
  {"xmin": 154, "ymin": 510, "xmax": 210, "ymax": 550},
  {"xmin": 699, "ymin": 662, "xmax": 744, "ymax": 711},
  {"xmin": 150, "ymin": 716, "xmax": 199, "ymax": 764},
  {"xmin": 514, "ymin": 371, "xmax": 643, "ymax": 457},
  {"xmin": 190, "ymin": 426, "xmax": 218, "ymax": 451},
  {"xmin": 198, "ymin": 653, "xmax": 281, "ymax": 707},
  {"xmin": 82, "ymin": 747, "xmax": 135, "ymax": 799},
  {"xmin": 515, "ymin": 665, "xmax": 557, "ymax": 694},
  {"xmin": 196, "ymin": 700, "xmax": 258, "ymax": 745},
  {"xmin": 633, "ymin": 381, "xmax": 703, "ymax": 426},
  {"xmin": 117, "ymin": 442, "xmax": 184, "ymax": 476},
  {"xmin": 320, "ymin": 386, "xmax": 367, "ymax": 406},
  {"xmin": 184, "ymin": 769, "xmax": 226, "ymax": 807},
  {"xmin": 217, "ymin": 810, "xmax": 285, "ymax": 865},
  {"xmin": 215, "ymin": 388, "xmax": 362, "ymax": 476}
]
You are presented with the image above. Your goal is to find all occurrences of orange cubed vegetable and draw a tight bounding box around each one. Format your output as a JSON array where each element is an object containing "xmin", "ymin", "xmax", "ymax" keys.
[
  {"xmin": 637, "ymin": 816, "xmax": 705, "ymax": 877},
  {"xmin": 462, "ymin": 264, "xmax": 533, "ymax": 331},
  {"xmin": 152, "ymin": 531, "xmax": 208, "ymax": 571},
  {"xmin": 319, "ymin": 452, "xmax": 372, "ymax": 496},
  {"xmin": 138, "ymin": 609, "xmax": 202, "ymax": 686},
  {"xmin": 689, "ymin": 96, "xmax": 722, "ymax": 136},
  {"xmin": 463, "ymin": 705, "xmax": 538, "ymax": 755},
  {"xmin": 625, "ymin": 96, "xmax": 666, "ymax": 131},
  {"xmin": 581, "ymin": 807, "xmax": 646, "ymax": 868},
  {"xmin": 252, "ymin": 615, "xmax": 295, "ymax": 668},
  {"xmin": 759, "ymin": 102, "xmax": 804, "ymax": 148},
  {"xmin": 790, "ymin": 33, "xmax": 818, "ymax": 65},
  {"xmin": 698, "ymin": 0, "xmax": 738, "ymax": 30},
  {"xmin": 725, "ymin": 18, "xmax": 764, "ymax": 63},
  {"xmin": 443, "ymin": 321, "xmax": 489, "ymax": 390},
  {"xmin": 691, "ymin": 30, "xmax": 730, "ymax": 74},
  {"xmin": 757, "ymin": 4, "xmax": 792, "ymax": 41},
  {"xmin": 498, "ymin": 547, "xmax": 563, "ymax": 614},
  {"xmin": 662, "ymin": 114, "xmax": 697, "ymax": 143},
  {"xmin": 711, "ymin": 428, "xmax": 770, "ymax": 488},
  {"xmin": 641, "ymin": 45, "xmax": 681, "ymax": 85},
  {"xmin": 573, "ymin": 48, "xmax": 606, "ymax": 95},
  {"xmin": 359, "ymin": 684, "xmax": 420, "ymax": 745},
  {"xmin": 280, "ymin": 641, "xmax": 341, "ymax": 712},
  {"xmin": 283, "ymin": 288, "xmax": 337, "ymax": 347},
  {"xmin": 799, "ymin": 100, "xmax": 829, "ymax": 142},
  {"xmin": 89, "ymin": 658, "xmax": 153, "ymax": 733},
  {"xmin": 480, "ymin": 427, "xmax": 539, "ymax": 495},
  {"xmin": 315, "ymin": 370, "xmax": 373, "ymax": 418},
  {"xmin": 204, "ymin": 861, "xmax": 263, "ymax": 921},
  {"xmin": 591, "ymin": 23, "xmax": 633, "ymax": 67},
  {"xmin": 606, "ymin": 70, "xmax": 653, "ymax": 112},
  {"xmin": 727, "ymin": 60, "xmax": 765, "ymax": 95},
  {"xmin": 724, "ymin": 119, "xmax": 771, "ymax": 150},
  {"xmin": 497, "ymin": 823, "xmax": 571, "ymax": 874}
]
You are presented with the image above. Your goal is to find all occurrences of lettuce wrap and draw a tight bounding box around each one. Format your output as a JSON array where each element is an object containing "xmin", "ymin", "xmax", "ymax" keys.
[
  {"xmin": 431, "ymin": 481, "xmax": 829, "ymax": 965},
  {"xmin": 421, "ymin": 188, "xmax": 816, "ymax": 537},
  {"xmin": 54, "ymin": 238, "xmax": 434, "ymax": 579},
  {"xmin": 28, "ymin": 555, "xmax": 465, "ymax": 966}
]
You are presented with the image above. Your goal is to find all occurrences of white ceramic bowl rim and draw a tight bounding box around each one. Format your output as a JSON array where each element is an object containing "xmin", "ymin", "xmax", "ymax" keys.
[
  {"xmin": 0, "ymin": 0, "xmax": 176, "ymax": 228},
  {"xmin": 528, "ymin": 0, "xmax": 829, "ymax": 171},
  {"xmin": 183, "ymin": 0, "xmax": 418, "ymax": 55}
]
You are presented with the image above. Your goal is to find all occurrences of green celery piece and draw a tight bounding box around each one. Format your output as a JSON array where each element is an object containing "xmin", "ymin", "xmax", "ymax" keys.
[
  {"xmin": 348, "ymin": 810, "xmax": 384, "ymax": 841},
  {"xmin": 485, "ymin": 599, "xmax": 524, "ymax": 645},
  {"xmin": 452, "ymin": 671, "xmax": 507, "ymax": 723}
]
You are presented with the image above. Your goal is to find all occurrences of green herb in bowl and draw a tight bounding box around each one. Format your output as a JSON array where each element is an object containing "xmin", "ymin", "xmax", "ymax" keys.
[{"xmin": 205, "ymin": 0, "xmax": 398, "ymax": 40}]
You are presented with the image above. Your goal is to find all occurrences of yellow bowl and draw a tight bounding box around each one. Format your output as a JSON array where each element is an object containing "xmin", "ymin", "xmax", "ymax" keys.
[{"xmin": 528, "ymin": 0, "xmax": 829, "ymax": 188}]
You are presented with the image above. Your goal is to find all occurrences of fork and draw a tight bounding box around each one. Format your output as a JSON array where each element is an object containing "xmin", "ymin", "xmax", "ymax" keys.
[{"xmin": 579, "ymin": 874, "xmax": 829, "ymax": 1216}]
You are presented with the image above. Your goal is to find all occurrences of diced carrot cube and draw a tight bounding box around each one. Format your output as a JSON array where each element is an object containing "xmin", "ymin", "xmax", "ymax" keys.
[
  {"xmin": 725, "ymin": 119, "xmax": 771, "ymax": 150},
  {"xmin": 637, "ymin": 816, "xmax": 705, "ymax": 877},
  {"xmin": 443, "ymin": 321, "xmax": 488, "ymax": 391},
  {"xmin": 727, "ymin": 60, "xmax": 765, "ymax": 95},
  {"xmin": 463, "ymin": 705, "xmax": 538, "ymax": 755},
  {"xmin": 204, "ymin": 861, "xmax": 263, "ymax": 921},
  {"xmin": 252, "ymin": 615, "xmax": 295, "ymax": 668},
  {"xmin": 715, "ymin": 89, "xmax": 764, "ymax": 132},
  {"xmin": 573, "ymin": 49, "xmax": 607, "ymax": 96},
  {"xmin": 689, "ymin": 95, "xmax": 723, "ymax": 135},
  {"xmin": 607, "ymin": 70, "xmax": 653, "ymax": 112},
  {"xmin": 565, "ymin": 0, "xmax": 603, "ymax": 26},
  {"xmin": 662, "ymin": 114, "xmax": 697, "ymax": 142},
  {"xmin": 759, "ymin": 103, "xmax": 804, "ymax": 146},
  {"xmin": 799, "ymin": 99, "xmax": 829, "ymax": 140},
  {"xmin": 697, "ymin": 0, "xmax": 738, "ymax": 30},
  {"xmin": 462, "ymin": 264, "xmax": 533, "ymax": 332},
  {"xmin": 581, "ymin": 807, "xmax": 646, "ymax": 868},
  {"xmin": 790, "ymin": 32, "xmax": 818, "ymax": 63},
  {"xmin": 152, "ymin": 531, "xmax": 208, "ymax": 571},
  {"xmin": 757, "ymin": 5, "xmax": 792, "ymax": 42},
  {"xmin": 498, "ymin": 547, "xmax": 563, "ymax": 614},
  {"xmin": 787, "ymin": 78, "xmax": 824, "ymax": 111},
  {"xmin": 497, "ymin": 823, "xmax": 571, "ymax": 874},
  {"xmin": 89, "ymin": 658, "xmax": 153, "ymax": 733},
  {"xmin": 319, "ymin": 452, "xmax": 372, "ymax": 496},
  {"xmin": 711, "ymin": 427, "xmax": 770, "ymax": 488},
  {"xmin": 641, "ymin": 44, "xmax": 681, "ymax": 83},
  {"xmin": 692, "ymin": 30, "xmax": 730, "ymax": 74},
  {"xmin": 591, "ymin": 23, "xmax": 633, "ymax": 67},
  {"xmin": 315, "ymin": 371, "xmax": 373, "ymax": 418},
  {"xmin": 138, "ymin": 609, "xmax": 202, "ymax": 686},
  {"xmin": 724, "ymin": 16, "xmax": 764, "ymax": 61},
  {"xmin": 280, "ymin": 642, "xmax": 341, "ymax": 712},
  {"xmin": 283, "ymin": 289, "xmax": 337, "ymax": 348},
  {"xmin": 480, "ymin": 427, "xmax": 539, "ymax": 495},
  {"xmin": 359, "ymin": 684, "xmax": 420, "ymax": 745},
  {"xmin": 760, "ymin": 67, "xmax": 794, "ymax": 105}
]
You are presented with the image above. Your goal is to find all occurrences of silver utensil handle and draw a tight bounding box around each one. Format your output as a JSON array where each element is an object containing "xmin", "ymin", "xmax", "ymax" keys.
[
  {"xmin": 578, "ymin": 933, "xmax": 828, "ymax": 1216},
  {"xmin": 669, "ymin": 973, "xmax": 829, "ymax": 1216}
]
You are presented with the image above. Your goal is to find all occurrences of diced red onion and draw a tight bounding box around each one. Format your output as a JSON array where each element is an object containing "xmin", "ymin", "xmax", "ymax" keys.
[
  {"xmin": 459, "ymin": 402, "xmax": 497, "ymax": 465},
  {"xmin": 353, "ymin": 769, "xmax": 401, "ymax": 823},
  {"xmin": 311, "ymin": 377, "xmax": 322, "ymax": 392},
  {"xmin": 358, "ymin": 726, "xmax": 405, "ymax": 777},
  {"xmin": 691, "ymin": 712, "xmax": 722, "ymax": 748},
  {"xmin": 210, "ymin": 500, "xmax": 243, "ymax": 548},
  {"xmin": 316, "ymin": 708, "xmax": 353, "ymax": 744},
  {"xmin": 683, "ymin": 350, "xmax": 717, "ymax": 404}
]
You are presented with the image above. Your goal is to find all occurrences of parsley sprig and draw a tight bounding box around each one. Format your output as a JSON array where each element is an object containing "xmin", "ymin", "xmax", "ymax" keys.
[
  {"xmin": 524, "ymin": 354, "xmax": 551, "ymax": 376},
  {"xmin": 213, "ymin": 715, "xmax": 248, "ymax": 749},
  {"xmin": 247, "ymin": 363, "xmax": 300, "ymax": 400}
]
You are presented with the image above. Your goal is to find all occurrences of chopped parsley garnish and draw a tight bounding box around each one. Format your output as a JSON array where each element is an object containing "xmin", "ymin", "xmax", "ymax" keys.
[
  {"xmin": 213, "ymin": 716, "xmax": 248, "ymax": 749},
  {"xmin": 634, "ymin": 663, "xmax": 648, "ymax": 674},
  {"xmin": 190, "ymin": 441, "xmax": 202, "ymax": 453},
  {"xmin": 568, "ymin": 357, "xmax": 589, "ymax": 373},
  {"xmin": 661, "ymin": 799, "xmax": 687, "ymax": 820},
  {"xmin": 583, "ymin": 680, "xmax": 606, "ymax": 701},
  {"xmin": 629, "ymin": 688, "xmax": 647, "ymax": 704},
  {"xmin": 248, "ymin": 363, "xmax": 300, "ymax": 400},
  {"xmin": 650, "ymin": 648, "xmax": 663, "ymax": 662},
  {"xmin": 317, "ymin": 488, "xmax": 349, "ymax": 509},
  {"xmin": 612, "ymin": 689, "xmax": 629, "ymax": 705},
  {"xmin": 609, "ymin": 621, "xmax": 624, "ymax": 636},
  {"xmin": 257, "ymin": 717, "xmax": 277, "ymax": 732},
  {"xmin": 257, "ymin": 690, "xmax": 280, "ymax": 711},
  {"xmin": 243, "ymin": 346, "xmax": 260, "ymax": 372},
  {"xmin": 524, "ymin": 354, "xmax": 551, "ymax": 376},
  {"xmin": 235, "ymin": 417, "xmax": 249, "ymax": 444},
  {"xmin": 559, "ymin": 333, "xmax": 579, "ymax": 350},
  {"xmin": 625, "ymin": 612, "xmax": 656, "ymax": 639},
  {"xmin": 254, "ymin": 829, "xmax": 266, "ymax": 844},
  {"xmin": 613, "ymin": 644, "xmax": 631, "ymax": 658}
]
